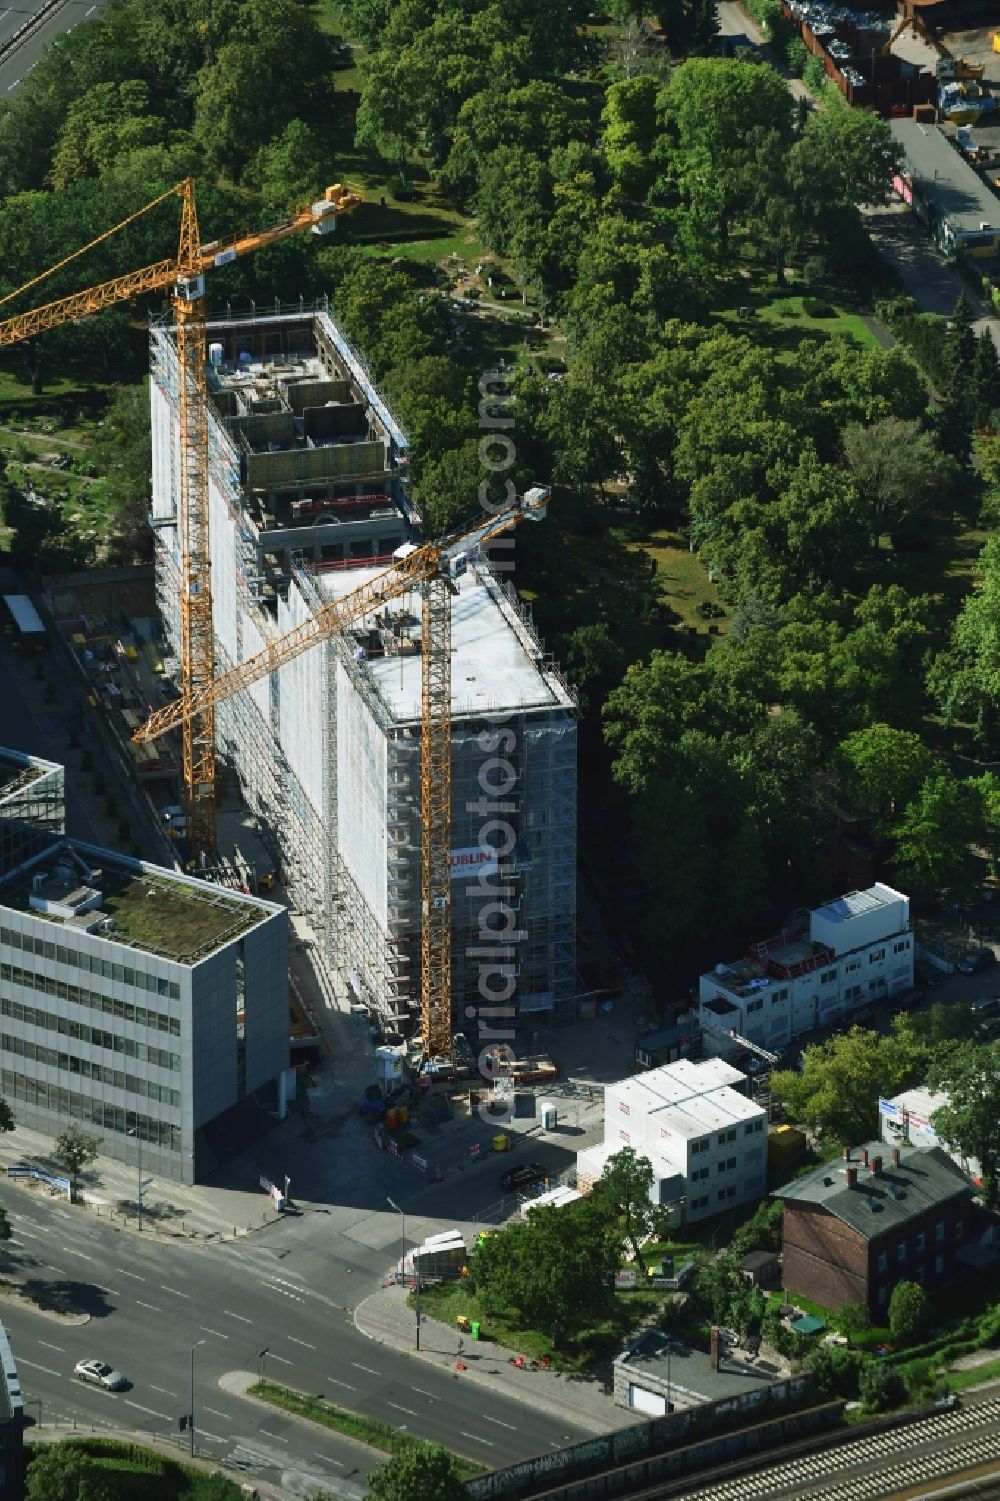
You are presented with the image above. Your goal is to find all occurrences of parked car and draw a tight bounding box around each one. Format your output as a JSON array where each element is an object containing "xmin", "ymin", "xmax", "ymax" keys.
[
  {"xmin": 74, "ymin": 1359, "xmax": 127, "ymax": 1392},
  {"xmin": 976, "ymin": 1018, "xmax": 1000, "ymax": 1044},
  {"xmin": 958, "ymin": 948, "xmax": 997, "ymax": 976},
  {"xmin": 500, "ymin": 1162, "xmax": 547, "ymax": 1193},
  {"xmin": 970, "ymin": 996, "xmax": 1000, "ymax": 1018},
  {"xmin": 853, "ymin": 1007, "xmax": 876, "ymax": 1027}
]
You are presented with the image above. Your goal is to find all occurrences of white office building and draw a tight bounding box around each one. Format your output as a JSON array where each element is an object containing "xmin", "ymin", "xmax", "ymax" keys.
[
  {"xmin": 698, "ymin": 883, "xmax": 913, "ymax": 1059},
  {"xmin": 880, "ymin": 1086, "xmax": 981, "ymax": 1188},
  {"xmin": 0, "ymin": 748, "xmax": 288, "ymax": 1184},
  {"xmin": 577, "ymin": 1058, "xmax": 767, "ymax": 1224}
]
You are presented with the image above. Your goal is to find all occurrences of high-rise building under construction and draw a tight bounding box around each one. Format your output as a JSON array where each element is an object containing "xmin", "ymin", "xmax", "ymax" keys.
[{"xmin": 149, "ymin": 300, "xmax": 577, "ymax": 1036}]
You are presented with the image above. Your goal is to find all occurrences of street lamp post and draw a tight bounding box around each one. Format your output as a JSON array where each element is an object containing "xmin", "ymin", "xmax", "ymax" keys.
[
  {"xmin": 257, "ymin": 1346, "xmax": 269, "ymax": 1386},
  {"xmin": 189, "ymin": 1338, "xmax": 205, "ymax": 1458},
  {"xmin": 387, "ymin": 1196, "xmax": 421, "ymax": 1350},
  {"xmin": 127, "ymin": 1125, "xmax": 143, "ymax": 1232},
  {"xmin": 386, "ymin": 1196, "xmax": 404, "ymax": 1284}
]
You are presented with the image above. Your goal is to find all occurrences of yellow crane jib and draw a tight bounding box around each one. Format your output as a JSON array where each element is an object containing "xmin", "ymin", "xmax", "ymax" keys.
[{"xmin": 132, "ymin": 487, "xmax": 551, "ymax": 746}]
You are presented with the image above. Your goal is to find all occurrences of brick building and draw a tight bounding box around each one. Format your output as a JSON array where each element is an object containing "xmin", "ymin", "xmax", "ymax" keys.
[{"xmin": 774, "ymin": 1141, "xmax": 978, "ymax": 1316}]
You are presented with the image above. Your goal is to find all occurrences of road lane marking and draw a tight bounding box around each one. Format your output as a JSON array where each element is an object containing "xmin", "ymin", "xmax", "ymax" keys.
[
  {"xmin": 314, "ymin": 1452, "xmax": 344, "ymax": 1466},
  {"xmin": 19, "ymin": 1358, "xmax": 61, "ymax": 1377},
  {"xmin": 117, "ymin": 1269, "xmax": 146, "ymax": 1281},
  {"xmin": 62, "ymin": 1247, "xmax": 94, "ymax": 1261},
  {"xmin": 45, "ymin": 1265, "xmax": 68, "ymax": 1275},
  {"xmin": 38, "ymin": 1341, "xmax": 65, "ymax": 1354},
  {"xmin": 95, "ymin": 1286, "xmax": 120, "ymax": 1297},
  {"xmin": 387, "ymin": 1402, "xmax": 418, "ymax": 1416},
  {"xmin": 223, "ymin": 1310, "xmax": 252, "ymax": 1323},
  {"xmin": 351, "ymin": 1363, "xmax": 378, "ymax": 1376},
  {"xmin": 325, "ymin": 1377, "xmax": 356, "ymax": 1391},
  {"xmin": 85, "ymin": 3, "xmax": 96, "ymax": 12},
  {"xmin": 150, "ymin": 1385, "xmax": 177, "ymax": 1397},
  {"xmin": 198, "ymin": 1430, "xmax": 225, "ymax": 1443},
  {"xmin": 136, "ymin": 1300, "xmax": 163, "ymax": 1313},
  {"xmin": 287, "ymin": 1336, "xmax": 315, "ymax": 1349},
  {"xmin": 412, "ymin": 1388, "xmax": 438, "ymax": 1400},
  {"xmin": 481, "ymin": 1415, "xmax": 516, "ymax": 1429},
  {"xmin": 124, "ymin": 1400, "xmax": 169, "ymax": 1420},
  {"xmin": 160, "ymin": 1285, "xmax": 188, "ymax": 1298},
  {"xmin": 258, "ymin": 1428, "xmax": 288, "ymax": 1442},
  {"xmin": 268, "ymin": 1353, "xmax": 292, "ymax": 1366},
  {"xmin": 461, "ymin": 1431, "xmax": 494, "ymax": 1446},
  {"xmin": 199, "ymin": 1326, "xmax": 228, "ymax": 1339},
  {"xmin": 202, "ymin": 1405, "xmax": 230, "ymax": 1420}
]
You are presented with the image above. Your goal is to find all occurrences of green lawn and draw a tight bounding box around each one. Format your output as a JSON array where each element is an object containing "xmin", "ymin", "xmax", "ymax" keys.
[
  {"xmin": 714, "ymin": 289, "xmax": 879, "ymax": 355},
  {"xmin": 628, "ymin": 529, "xmax": 730, "ymax": 633},
  {"xmin": 251, "ymin": 1380, "xmax": 485, "ymax": 1477},
  {"xmin": 947, "ymin": 1356, "xmax": 1000, "ymax": 1393},
  {"xmin": 413, "ymin": 1279, "xmax": 670, "ymax": 1374}
]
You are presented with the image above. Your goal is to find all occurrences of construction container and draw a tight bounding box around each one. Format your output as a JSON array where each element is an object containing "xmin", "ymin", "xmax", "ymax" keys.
[
  {"xmin": 493, "ymin": 1133, "xmax": 509, "ymax": 1152},
  {"xmin": 397, "ymin": 1104, "xmax": 409, "ymax": 1126},
  {"xmin": 385, "ymin": 1107, "xmax": 399, "ymax": 1130},
  {"xmin": 471, "ymin": 1321, "xmax": 481, "ymax": 1340},
  {"xmin": 768, "ymin": 1124, "xmax": 807, "ymax": 1172},
  {"xmin": 539, "ymin": 1101, "xmax": 557, "ymax": 1130}
]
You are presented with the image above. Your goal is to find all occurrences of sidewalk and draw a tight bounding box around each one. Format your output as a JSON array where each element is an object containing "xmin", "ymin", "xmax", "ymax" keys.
[
  {"xmin": 0, "ymin": 1124, "xmax": 282, "ymax": 1242},
  {"xmin": 354, "ymin": 1283, "xmax": 641, "ymax": 1436}
]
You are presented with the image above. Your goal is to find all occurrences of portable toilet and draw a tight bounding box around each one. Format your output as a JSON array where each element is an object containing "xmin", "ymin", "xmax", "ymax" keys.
[{"xmin": 539, "ymin": 1100, "xmax": 557, "ymax": 1130}]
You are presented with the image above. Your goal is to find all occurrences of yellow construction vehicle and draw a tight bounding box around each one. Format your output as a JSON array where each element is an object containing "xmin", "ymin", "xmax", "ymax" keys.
[{"xmin": 0, "ymin": 177, "xmax": 361, "ymax": 852}]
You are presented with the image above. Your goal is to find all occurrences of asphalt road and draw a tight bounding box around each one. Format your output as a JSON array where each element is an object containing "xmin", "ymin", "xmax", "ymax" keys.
[
  {"xmin": 0, "ymin": 1185, "xmax": 590, "ymax": 1498},
  {"xmin": 0, "ymin": 0, "xmax": 104, "ymax": 96}
]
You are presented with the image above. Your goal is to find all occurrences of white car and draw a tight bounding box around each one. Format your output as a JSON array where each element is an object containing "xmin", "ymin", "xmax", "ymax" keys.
[{"xmin": 74, "ymin": 1358, "xmax": 127, "ymax": 1392}]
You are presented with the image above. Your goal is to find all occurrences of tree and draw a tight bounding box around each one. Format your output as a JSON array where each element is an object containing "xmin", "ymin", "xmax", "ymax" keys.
[
  {"xmin": 841, "ymin": 419, "xmax": 955, "ymax": 543},
  {"xmin": 602, "ymin": 77, "xmax": 658, "ymax": 198},
  {"xmin": 560, "ymin": 623, "xmax": 628, "ymax": 715},
  {"xmin": 185, "ymin": 1474, "xmax": 243, "ymax": 1500},
  {"xmin": 926, "ymin": 1041, "xmax": 1000, "ymax": 1205},
  {"xmin": 788, "ymin": 106, "xmax": 899, "ymax": 235},
  {"xmin": 600, "ymin": 1147, "xmax": 666, "ymax": 1273},
  {"xmin": 888, "ymin": 1279, "xmax": 932, "ymax": 1343},
  {"xmin": 859, "ymin": 1359, "xmax": 905, "ymax": 1412},
  {"xmin": 0, "ymin": 1096, "xmax": 13, "ymax": 1134},
  {"xmin": 366, "ymin": 1441, "xmax": 467, "ymax": 1501},
  {"xmin": 771, "ymin": 1028, "xmax": 887, "ymax": 1143},
  {"xmin": 805, "ymin": 1342, "xmax": 863, "ymax": 1399},
  {"xmin": 973, "ymin": 329, "xmax": 1000, "ymax": 430},
  {"xmin": 834, "ymin": 724, "xmax": 933, "ymax": 827},
  {"xmin": 889, "ymin": 771, "xmax": 982, "ymax": 900},
  {"xmin": 474, "ymin": 1192, "xmax": 619, "ymax": 1335},
  {"xmin": 834, "ymin": 1301, "xmax": 871, "ymax": 1339},
  {"xmin": 930, "ymin": 534, "xmax": 1000, "ymax": 750},
  {"xmin": 26, "ymin": 1443, "xmax": 113, "ymax": 1501},
  {"xmin": 53, "ymin": 1125, "xmax": 100, "ymax": 1198}
]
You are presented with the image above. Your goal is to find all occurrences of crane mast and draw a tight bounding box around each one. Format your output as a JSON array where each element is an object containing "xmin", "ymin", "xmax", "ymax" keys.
[
  {"xmin": 0, "ymin": 176, "xmax": 361, "ymax": 852},
  {"xmin": 421, "ymin": 570, "xmax": 455, "ymax": 1058},
  {"xmin": 135, "ymin": 489, "xmax": 551, "ymax": 1052},
  {"xmin": 174, "ymin": 183, "xmax": 217, "ymax": 850}
]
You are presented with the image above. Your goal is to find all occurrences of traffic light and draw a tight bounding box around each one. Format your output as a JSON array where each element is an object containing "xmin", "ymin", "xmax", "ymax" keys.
[{"xmin": 179, "ymin": 1415, "xmax": 188, "ymax": 1432}]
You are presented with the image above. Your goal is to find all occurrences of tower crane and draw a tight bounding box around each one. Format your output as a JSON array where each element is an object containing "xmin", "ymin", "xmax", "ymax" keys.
[
  {"xmin": 135, "ymin": 487, "xmax": 552, "ymax": 1060},
  {"xmin": 0, "ymin": 176, "xmax": 361, "ymax": 852}
]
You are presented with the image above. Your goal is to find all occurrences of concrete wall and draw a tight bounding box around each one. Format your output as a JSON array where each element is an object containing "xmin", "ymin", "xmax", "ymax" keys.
[{"xmin": 466, "ymin": 1379, "xmax": 819, "ymax": 1500}]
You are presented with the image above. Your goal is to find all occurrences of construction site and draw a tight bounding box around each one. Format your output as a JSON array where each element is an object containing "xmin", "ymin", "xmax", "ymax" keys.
[
  {"xmin": 0, "ymin": 179, "xmax": 579, "ymax": 1118},
  {"xmin": 147, "ymin": 299, "xmax": 578, "ymax": 1050}
]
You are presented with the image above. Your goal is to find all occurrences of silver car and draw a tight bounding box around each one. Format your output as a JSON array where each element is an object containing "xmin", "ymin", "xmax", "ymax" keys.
[{"xmin": 74, "ymin": 1358, "xmax": 127, "ymax": 1391}]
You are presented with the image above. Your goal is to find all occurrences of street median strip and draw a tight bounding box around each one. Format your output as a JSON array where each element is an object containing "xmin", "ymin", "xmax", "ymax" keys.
[{"xmin": 248, "ymin": 1379, "xmax": 485, "ymax": 1479}]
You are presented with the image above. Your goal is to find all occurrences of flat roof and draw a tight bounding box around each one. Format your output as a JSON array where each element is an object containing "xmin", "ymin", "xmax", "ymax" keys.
[
  {"xmin": 321, "ymin": 562, "xmax": 575, "ymax": 721},
  {"xmin": 0, "ymin": 748, "xmax": 59, "ymax": 802},
  {"xmin": 617, "ymin": 1328, "xmax": 782, "ymax": 1404},
  {"xmin": 812, "ymin": 882, "xmax": 905, "ymax": 925},
  {"xmin": 892, "ymin": 119, "xmax": 1000, "ymax": 236},
  {"xmin": 0, "ymin": 840, "xmax": 281, "ymax": 964}
]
